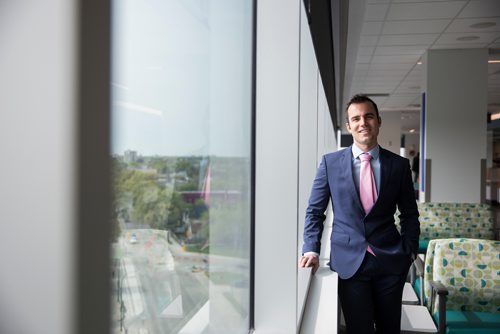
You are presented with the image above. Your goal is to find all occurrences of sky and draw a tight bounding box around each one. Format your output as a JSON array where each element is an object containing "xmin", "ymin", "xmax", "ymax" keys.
[{"xmin": 111, "ymin": 0, "xmax": 252, "ymax": 157}]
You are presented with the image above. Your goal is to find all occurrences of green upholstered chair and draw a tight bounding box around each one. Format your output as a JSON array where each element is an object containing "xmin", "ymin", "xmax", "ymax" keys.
[
  {"xmin": 395, "ymin": 203, "xmax": 494, "ymax": 254},
  {"xmin": 395, "ymin": 203, "xmax": 495, "ymax": 308},
  {"xmin": 417, "ymin": 203, "xmax": 494, "ymax": 254},
  {"xmin": 423, "ymin": 238, "xmax": 500, "ymax": 334}
]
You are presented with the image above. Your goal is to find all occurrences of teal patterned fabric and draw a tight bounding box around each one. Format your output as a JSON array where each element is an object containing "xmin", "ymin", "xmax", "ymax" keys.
[
  {"xmin": 418, "ymin": 203, "xmax": 494, "ymax": 242},
  {"xmin": 423, "ymin": 239, "xmax": 438, "ymax": 308},
  {"xmin": 394, "ymin": 203, "xmax": 495, "ymax": 251},
  {"xmin": 424, "ymin": 238, "xmax": 500, "ymax": 314}
]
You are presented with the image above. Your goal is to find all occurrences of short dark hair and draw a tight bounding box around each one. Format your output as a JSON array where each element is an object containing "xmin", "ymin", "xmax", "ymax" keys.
[{"xmin": 345, "ymin": 94, "xmax": 380, "ymax": 123}]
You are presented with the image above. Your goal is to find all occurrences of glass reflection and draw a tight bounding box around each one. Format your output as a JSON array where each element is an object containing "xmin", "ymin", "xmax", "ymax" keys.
[{"xmin": 111, "ymin": 1, "xmax": 252, "ymax": 333}]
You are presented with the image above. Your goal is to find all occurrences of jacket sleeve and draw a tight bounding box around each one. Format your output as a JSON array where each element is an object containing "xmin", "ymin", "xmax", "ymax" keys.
[{"xmin": 302, "ymin": 155, "xmax": 331, "ymax": 255}]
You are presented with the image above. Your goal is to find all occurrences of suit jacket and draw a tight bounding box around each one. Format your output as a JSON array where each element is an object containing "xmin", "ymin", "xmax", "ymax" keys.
[{"xmin": 302, "ymin": 146, "xmax": 420, "ymax": 279}]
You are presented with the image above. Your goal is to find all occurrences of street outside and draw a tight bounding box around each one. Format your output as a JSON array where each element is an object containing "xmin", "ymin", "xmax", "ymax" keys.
[
  {"xmin": 111, "ymin": 224, "xmax": 250, "ymax": 334},
  {"xmin": 111, "ymin": 227, "xmax": 209, "ymax": 334}
]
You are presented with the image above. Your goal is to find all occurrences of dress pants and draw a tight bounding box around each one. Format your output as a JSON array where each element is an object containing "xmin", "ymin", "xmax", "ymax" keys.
[{"xmin": 338, "ymin": 252, "xmax": 407, "ymax": 334}]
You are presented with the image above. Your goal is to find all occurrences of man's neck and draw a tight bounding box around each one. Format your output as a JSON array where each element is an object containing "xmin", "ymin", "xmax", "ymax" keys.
[{"xmin": 354, "ymin": 143, "xmax": 378, "ymax": 153}]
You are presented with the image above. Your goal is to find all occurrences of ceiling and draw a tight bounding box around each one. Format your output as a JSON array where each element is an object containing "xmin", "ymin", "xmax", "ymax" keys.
[{"xmin": 341, "ymin": 0, "xmax": 500, "ymax": 134}]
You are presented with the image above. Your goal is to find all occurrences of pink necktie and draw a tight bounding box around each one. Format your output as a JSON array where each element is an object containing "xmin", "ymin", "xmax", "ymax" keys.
[
  {"xmin": 360, "ymin": 153, "xmax": 378, "ymax": 256},
  {"xmin": 359, "ymin": 153, "xmax": 377, "ymax": 214}
]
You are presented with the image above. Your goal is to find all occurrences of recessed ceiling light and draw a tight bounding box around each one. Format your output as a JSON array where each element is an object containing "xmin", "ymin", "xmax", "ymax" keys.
[
  {"xmin": 409, "ymin": 129, "xmax": 415, "ymax": 133},
  {"xmin": 470, "ymin": 22, "xmax": 496, "ymax": 29},
  {"xmin": 457, "ymin": 36, "xmax": 480, "ymax": 41}
]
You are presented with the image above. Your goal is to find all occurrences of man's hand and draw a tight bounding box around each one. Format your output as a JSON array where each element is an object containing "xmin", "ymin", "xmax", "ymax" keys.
[{"xmin": 298, "ymin": 254, "xmax": 319, "ymax": 274}]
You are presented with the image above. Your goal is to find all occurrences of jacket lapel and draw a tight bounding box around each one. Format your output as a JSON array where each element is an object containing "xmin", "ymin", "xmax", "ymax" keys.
[
  {"xmin": 377, "ymin": 147, "xmax": 392, "ymax": 203},
  {"xmin": 343, "ymin": 146, "xmax": 364, "ymax": 213}
]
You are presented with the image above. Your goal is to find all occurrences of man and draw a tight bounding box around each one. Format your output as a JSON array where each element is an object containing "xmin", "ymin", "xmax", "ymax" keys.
[
  {"xmin": 412, "ymin": 152, "xmax": 420, "ymax": 183},
  {"xmin": 299, "ymin": 95, "xmax": 420, "ymax": 334}
]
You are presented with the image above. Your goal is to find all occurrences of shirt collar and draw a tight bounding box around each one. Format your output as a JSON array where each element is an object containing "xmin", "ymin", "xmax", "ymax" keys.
[{"xmin": 351, "ymin": 144, "xmax": 380, "ymax": 160}]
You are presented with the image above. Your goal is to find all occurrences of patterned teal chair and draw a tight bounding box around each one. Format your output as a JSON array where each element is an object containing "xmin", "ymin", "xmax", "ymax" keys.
[
  {"xmin": 396, "ymin": 203, "xmax": 495, "ymax": 306},
  {"xmin": 395, "ymin": 203, "xmax": 495, "ymax": 254},
  {"xmin": 417, "ymin": 203, "xmax": 495, "ymax": 254},
  {"xmin": 423, "ymin": 238, "xmax": 500, "ymax": 334}
]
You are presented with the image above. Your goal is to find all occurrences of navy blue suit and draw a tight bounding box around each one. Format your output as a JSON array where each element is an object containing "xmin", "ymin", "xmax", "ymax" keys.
[{"xmin": 302, "ymin": 146, "xmax": 420, "ymax": 333}]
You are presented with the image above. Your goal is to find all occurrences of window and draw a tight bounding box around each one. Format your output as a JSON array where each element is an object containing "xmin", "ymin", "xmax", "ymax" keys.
[{"xmin": 111, "ymin": 1, "xmax": 253, "ymax": 332}]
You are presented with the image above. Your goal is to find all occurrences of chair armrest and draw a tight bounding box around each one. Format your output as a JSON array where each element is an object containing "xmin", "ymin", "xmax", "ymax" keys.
[
  {"xmin": 429, "ymin": 280, "xmax": 448, "ymax": 295},
  {"xmin": 429, "ymin": 280, "xmax": 448, "ymax": 334},
  {"xmin": 413, "ymin": 256, "xmax": 424, "ymax": 277},
  {"xmin": 411, "ymin": 256, "xmax": 425, "ymax": 305}
]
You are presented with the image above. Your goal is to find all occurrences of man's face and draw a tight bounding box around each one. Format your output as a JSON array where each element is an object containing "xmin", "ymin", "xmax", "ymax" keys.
[{"xmin": 346, "ymin": 102, "xmax": 381, "ymax": 151}]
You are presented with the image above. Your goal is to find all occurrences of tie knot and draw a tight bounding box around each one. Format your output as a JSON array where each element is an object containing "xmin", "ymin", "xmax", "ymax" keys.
[{"xmin": 360, "ymin": 153, "xmax": 372, "ymax": 162}]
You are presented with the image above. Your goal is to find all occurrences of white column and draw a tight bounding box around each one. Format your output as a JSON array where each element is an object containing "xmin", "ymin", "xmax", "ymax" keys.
[
  {"xmin": 0, "ymin": 1, "xmax": 77, "ymax": 333},
  {"xmin": 421, "ymin": 48, "xmax": 488, "ymax": 203},
  {"xmin": 255, "ymin": 1, "xmax": 301, "ymax": 332},
  {"xmin": 0, "ymin": 1, "xmax": 111, "ymax": 333}
]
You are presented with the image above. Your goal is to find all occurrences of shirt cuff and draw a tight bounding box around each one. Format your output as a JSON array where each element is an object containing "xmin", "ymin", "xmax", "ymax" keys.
[{"xmin": 303, "ymin": 251, "xmax": 319, "ymax": 257}]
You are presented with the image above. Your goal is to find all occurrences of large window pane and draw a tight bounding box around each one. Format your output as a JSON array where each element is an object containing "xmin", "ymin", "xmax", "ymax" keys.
[{"xmin": 110, "ymin": 1, "xmax": 253, "ymax": 333}]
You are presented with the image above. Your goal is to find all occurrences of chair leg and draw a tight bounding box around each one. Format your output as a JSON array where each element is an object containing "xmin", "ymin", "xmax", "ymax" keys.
[{"xmin": 437, "ymin": 293, "xmax": 446, "ymax": 334}]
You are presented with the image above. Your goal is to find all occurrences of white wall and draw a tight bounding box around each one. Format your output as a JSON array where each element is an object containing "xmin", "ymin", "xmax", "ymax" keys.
[
  {"xmin": 423, "ymin": 48, "xmax": 488, "ymax": 203},
  {"xmin": 317, "ymin": 86, "xmax": 338, "ymax": 159},
  {"xmin": 0, "ymin": 1, "xmax": 76, "ymax": 333},
  {"xmin": 254, "ymin": 1, "xmax": 336, "ymax": 333},
  {"xmin": 404, "ymin": 133, "xmax": 420, "ymax": 158},
  {"xmin": 298, "ymin": 15, "xmax": 321, "ymax": 262},
  {"xmin": 297, "ymin": 0, "xmax": 338, "ymax": 256},
  {"xmin": 378, "ymin": 111, "xmax": 402, "ymax": 155}
]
